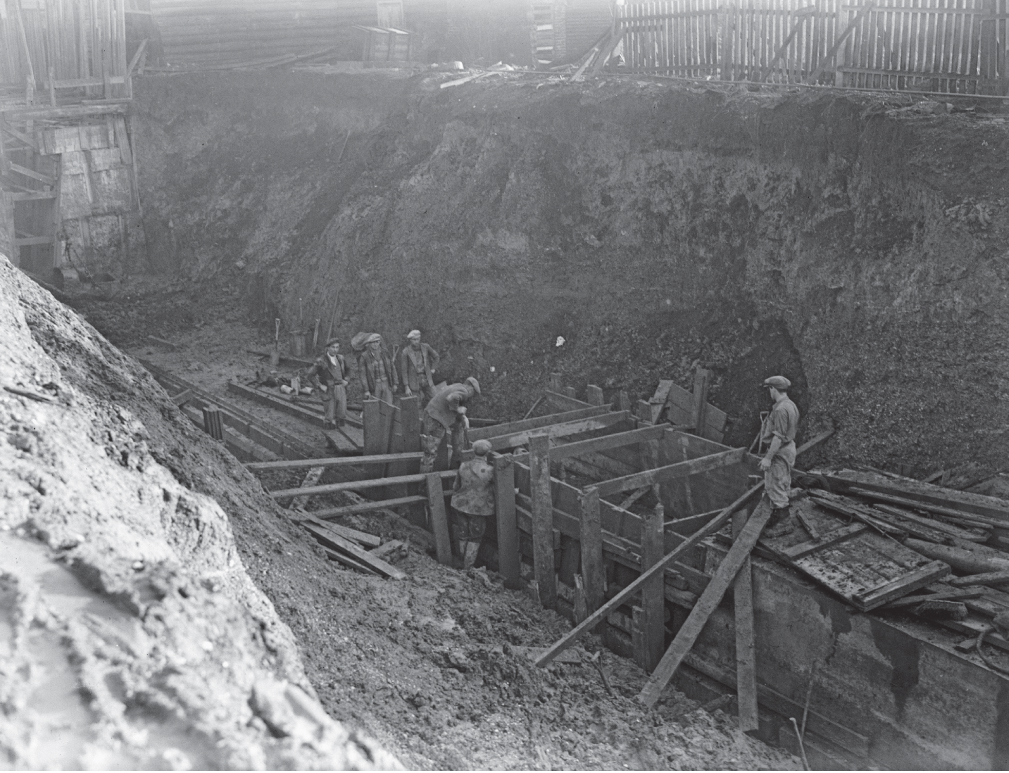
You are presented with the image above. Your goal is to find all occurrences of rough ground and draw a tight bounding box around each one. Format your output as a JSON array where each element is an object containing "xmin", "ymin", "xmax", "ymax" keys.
[
  {"xmin": 0, "ymin": 256, "xmax": 395, "ymax": 769},
  {"xmin": 63, "ymin": 273, "xmax": 798, "ymax": 769}
]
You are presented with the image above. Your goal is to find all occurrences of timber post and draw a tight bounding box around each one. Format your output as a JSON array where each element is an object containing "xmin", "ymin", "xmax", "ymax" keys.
[
  {"xmin": 642, "ymin": 502, "xmax": 666, "ymax": 671},
  {"xmin": 493, "ymin": 452, "xmax": 521, "ymax": 589},
  {"xmin": 529, "ymin": 432, "xmax": 557, "ymax": 609}
]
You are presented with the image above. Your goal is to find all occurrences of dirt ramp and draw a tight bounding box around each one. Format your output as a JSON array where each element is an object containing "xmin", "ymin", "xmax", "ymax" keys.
[{"xmin": 0, "ymin": 254, "xmax": 398, "ymax": 770}]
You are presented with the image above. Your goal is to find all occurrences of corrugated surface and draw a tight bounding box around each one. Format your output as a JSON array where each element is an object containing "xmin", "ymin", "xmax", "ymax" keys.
[{"xmin": 151, "ymin": 0, "xmax": 378, "ymax": 65}]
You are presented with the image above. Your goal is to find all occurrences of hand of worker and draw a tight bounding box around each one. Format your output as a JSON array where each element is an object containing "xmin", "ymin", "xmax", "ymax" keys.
[
  {"xmin": 320, "ymin": 384, "xmax": 328, "ymax": 393},
  {"xmin": 405, "ymin": 387, "xmax": 413, "ymax": 396},
  {"xmin": 364, "ymin": 391, "xmax": 372, "ymax": 399},
  {"xmin": 758, "ymin": 456, "xmax": 772, "ymax": 472},
  {"xmin": 457, "ymin": 406, "xmax": 467, "ymax": 415},
  {"xmin": 341, "ymin": 380, "xmax": 349, "ymax": 386}
]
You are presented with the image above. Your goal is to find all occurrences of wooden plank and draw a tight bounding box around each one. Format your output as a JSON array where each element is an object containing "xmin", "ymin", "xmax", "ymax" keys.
[
  {"xmin": 323, "ymin": 546, "xmax": 374, "ymax": 574},
  {"xmin": 779, "ymin": 522, "xmax": 868, "ymax": 560},
  {"xmin": 808, "ymin": 2, "xmax": 875, "ymax": 82},
  {"xmin": 580, "ymin": 487, "xmax": 606, "ymax": 624},
  {"xmin": 291, "ymin": 515, "xmax": 382, "ymax": 548},
  {"xmin": 426, "ymin": 473, "xmax": 453, "ymax": 566},
  {"xmin": 309, "ymin": 495, "xmax": 425, "ymax": 520},
  {"xmin": 227, "ymin": 380, "xmax": 328, "ymax": 428},
  {"xmin": 287, "ymin": 465, "xmax": 324, "ymax": 509},
  {"xmin": 494, "ymin": 453, "xmax": 521, "ymax": 589},
  {"xmin": 690, "ymin": 368, "xmax": 711, "ymax": 434},
  {"xmin": 468, "ymin": 403, "xmax": 613, "ymax": 441},
  {"xmin": 534, "ymin": 482, "xmax": 764, "ymax": 667},
  {"xmin": 530, "ymin": 433, "xmax": 557, "ymax": 609},
  {"xmin": 586, "ymin": 384, "xmax": 605, "ymax": 405},
  {"xmin": 853, "ymin": 560, "xmax": 950, "ymax": 608},
  {"xmin": 759, "ymin": 13, "xmax": 808, "ymax": 79},
  {"xmin": 303, "ymin": 523, "xmax": 407, "ymax": 580},
  {"xmin": 594, "ymin": 447, "xmax": 746, "ymax": 498},
  {"xmin": 268, "ymin": 469, "xmax": 454, "ymax": 499},
  {"xmin": 8, "ymin": 162, "xmax": 53, "ymax": 185},
  {"xmin": 542, "ymin": 389, "xmax": 592, "ymax": 412},
  {"xmin": 883, "ymin": 584, "xmax": 985, "ymax": 608},
  {"xmin": 246, "ymin": 452, "xmax": 422, "ymax": 472},
  {"xmin": 642, "ymin": 504, "xmax": 666, "ymax": 672},
  {"xmin": 637, "ymin": 499, "xmax": 773, "ymax": 708},
  {"xmin": 732, "ymin": 508, "xmax": 759, "ymax": 733},
  {"xmin": 948, "ymin": 571, "xmax": 1009, "ymax": 587},
  {"xmin": 549, "ymin": 424, "xmax": 669, "ymax": 461},
  {"xmin": 484, "ymin": 412, "xmax": 630, "ymax": 453}
]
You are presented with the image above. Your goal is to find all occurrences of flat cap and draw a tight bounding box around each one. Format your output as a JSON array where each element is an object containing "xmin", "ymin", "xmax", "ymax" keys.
[
  {"xmin": 472, "ymin": 439, "xmax": 492, "ymax": 455},
  {"xmin": 325, "ymin": 337, "xmax": 341, "ymax": 347},
  {"xmin": 364, "ymin": 333, "xmax": 382, "ymax": 344},
  {"xmin": 407, "ymin": 329, "xmax": 421, "ymax": 339},
  {"xmin": 762, "ymin": 375, "xmax": 791, "ymax": 390},
  {"xmin": 465, "ymin": 376, "xmax": 481, "ymax": 395}
]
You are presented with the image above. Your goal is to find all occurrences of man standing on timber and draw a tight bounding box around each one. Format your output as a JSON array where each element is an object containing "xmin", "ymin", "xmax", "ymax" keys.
[
  {"xmin": 358, "ymin": 333, "xmax": 398, "ymax": 403},
  {"xmin": 400, "ymin": 329, "xmax": 440, "ymax": 405},
  {"xmin": 450, "ymin": 439, "xmax": 495, "ymax": 569},
  {"xmin": 421, "ymin": 377, "xmax": 480, "ymax": 473},
  {"xmin": 759, "ymin": 375, "xmax": 800, "ymax": 537},
  {"xmin": 306, "ymin": 338, "xmax": 349, "ymax": 428}
]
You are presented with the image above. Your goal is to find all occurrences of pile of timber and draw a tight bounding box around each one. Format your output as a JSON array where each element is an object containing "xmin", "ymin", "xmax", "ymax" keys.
[{"xmin": 290, "ymin": 512, "xmax": 408, "ymax": 580}]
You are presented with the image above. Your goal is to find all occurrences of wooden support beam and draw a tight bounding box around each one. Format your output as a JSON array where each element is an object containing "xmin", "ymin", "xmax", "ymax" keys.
[
  {"xmin": 594, "ymin": 447, "xmax": 746, "ymax": 498},
  {"xmin": 126, "ymin": 38, "xmax": 149, "ymax": 80},
  {"xmin": 642, "ymin": 503, "xmax": 666, "ymax": 671},
  {"xmin": 309, "ymin": 495, "xmax": 425, "ymax": 520},
  {"xmin": 468, "ymin": 403, "xmax": 612, "ymax": 441},
  {"xmin": 807, "ymin": 3, "xmax": 874, "ymax": 84},
  {"xmin": 691, "ymin": 369, "xmax": 710, "ymax": 437},
  {"xmin": 580, "ymin": 487, "xmax": 606, "ymax": 627},
  {"xmin": 549, "ymin": 424, "xmax": 668, "ymax": 462},
  {"xmin": 291, "ymin": 515, "xmax": 382, "ymax": 549},
  {"xmin": 732, "ymin": 509, "xmax": 759, "ymax": 733},
  {"xmin": 637, "ymin": 499, "xmax": 773, "ymax": 708},
  {"xmin": 303, "ymin": 523, "xmax": 406, "ymax": 579},
  {"xmin": 247, "ymin": 452, "xmax": 422, "ymax": 472},
  {"xmin": 586, "ymin": 384, "xmax": 605, "ymax": 405},
  {"xmin": 426, "ymin": 473, "xmax": 453, "ymax": 566},
  {"xmin": 286, "ymin": 466, "xmax": 324, "ymax": 509},
  {"xmin": 530, "ymin": 433, "xmax": 557, "ymax": 609},
  {"xmin": 170, "ymin": 389, "xmax": 193, "ymax": 407},
  {"xmin": 758, "ymin": 14, "xmax": 808, "ymax": 81},
  {"xmin": 535, "ymin": 482, "xmax": 764, "ymax": 667},
  {"xmin": 484, "ymin": 411, "xmax": 630, "ymax": 453},
  {"xmin": 635, "ymin": 399, "xmax": 653, "ymax": 424},
  {"xmin": 227, "ymin": 381, "xmax": 329, "ymax": 428},
  {"xmin": 268, "ymin": 469, "xmax": 454, "ymax": 499},
  {"xmin": 8, "ymin": 162, "xmax": 54, "ymax": 186},
  {"xmin": 494, "ymin": 453, "xmax": 521, "ymax": 589},
  {"xmin": 620, "ymin": 486, "xmax": 651, "ymax": 511}
]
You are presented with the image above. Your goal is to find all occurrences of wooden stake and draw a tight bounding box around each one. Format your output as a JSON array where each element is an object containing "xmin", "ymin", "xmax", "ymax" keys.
[
  {"xmin": 530, "ymin": 433, "xmax": 557, "ymax": 609},
  {"xmin": 426, "ymin": 472, "xmax": 452, "ymax": 565},
  {"xmin": 586, "ymin": 384, "xmax": 605, "ymax": 405},
  {"xmin": 642, "ymin": 503, "xmax": 666, "ymax": 671},
  {"xmin": 637, "ymin": 499, "xmax": 773, "ymax": 708},
  {"xmin": 691, "ymin": 368, "xmax": 711, "ymax": 438},
  {"xmin": 494, "ymin": 453, "xmax": 521, "ymax": 589},
  {"xmin": 580, "ymin": 487, "xmax": 605, "ymax": 627},
  {"xmin": 733, "ymin": 509, "xmax": 760, "ymax": 732}
]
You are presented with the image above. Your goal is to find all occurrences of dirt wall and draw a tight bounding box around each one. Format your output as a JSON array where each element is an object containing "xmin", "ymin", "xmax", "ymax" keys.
[{"xmin": 131, "ymin": 71, "xmax": 1009, "ymax": 476}]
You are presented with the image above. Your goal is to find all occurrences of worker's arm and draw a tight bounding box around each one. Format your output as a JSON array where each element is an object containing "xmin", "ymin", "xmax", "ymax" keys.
[
  {"xmin": 305, "ymin": 361, "xmax": 323, "ymax": 391},
  {"xmin": 401, "ymin": 350, "xmax": 412, "ymax": 396},
  {"xmin": 359, "ymin": 360, "xmax": 371, "ymax": 398},
  {"xmin": 759, "ymin": 435, "xmax": 782, "ymax": 471},
  {"xmin": 427, "ymin": 344, "xmax": 440, "ymax": 373}
]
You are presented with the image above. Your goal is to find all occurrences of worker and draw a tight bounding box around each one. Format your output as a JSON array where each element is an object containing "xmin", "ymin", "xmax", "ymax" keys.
[
  {"xmin": 358, "ymin": 333, "xmax": 398, "ymax": 403},
  {"xmin": 306, "ymin": 338, "xmax": 349, "ymax": 428},
  {"xmin": 421, "ymin": 377, "xmax": 480, "ymax": 473},
  {"xmin": 759, "ymin": 375, "xmax": 800, "ymax": 537},
  {"xmin": 400, "ymin": 329, "xmax": 440, "ymax": 405},
  {"xmin": 450, "ymin": 439, "xmax": 495, "ymax": 569}
]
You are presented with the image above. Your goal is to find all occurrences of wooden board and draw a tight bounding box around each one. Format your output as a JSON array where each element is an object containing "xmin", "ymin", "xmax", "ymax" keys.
[
  {"xmin": 468, "ymin": 403, "xmax": 612, "ymax": 441},
  {"xmin": 761, "ymin": 498, "xmax": 950, "ymax": 612},
  {"xmin": 303, "ymin": 524, "xmax": 406, "ymax": 580}
]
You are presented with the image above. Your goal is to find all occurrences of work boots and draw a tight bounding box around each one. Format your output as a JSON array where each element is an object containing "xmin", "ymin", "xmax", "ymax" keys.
[{"xmin": 764, "ymin": 505, "xmax": 794, "ymax": 538}]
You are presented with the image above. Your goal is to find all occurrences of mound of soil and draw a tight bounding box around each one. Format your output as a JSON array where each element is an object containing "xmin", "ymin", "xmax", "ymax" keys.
[{"xmin": 0, "ymin": 255, "xmax": 395, "ymax": 769}]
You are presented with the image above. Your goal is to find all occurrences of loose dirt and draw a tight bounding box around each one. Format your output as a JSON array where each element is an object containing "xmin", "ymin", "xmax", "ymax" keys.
[{"xmin": 59, "ymin": 273, "xmax": 798, "ymax": 769}]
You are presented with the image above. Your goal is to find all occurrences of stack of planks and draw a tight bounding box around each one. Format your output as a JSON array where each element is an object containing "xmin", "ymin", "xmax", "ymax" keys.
[{"xmin": 291, "ymin": 513, "xmax": 407, "ymax": 580}]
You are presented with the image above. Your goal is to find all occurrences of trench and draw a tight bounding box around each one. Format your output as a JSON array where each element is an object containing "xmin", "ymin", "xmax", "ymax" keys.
[{"xmin": 19, "ymin": 66, "xmax": 1009, "ymax": 769}]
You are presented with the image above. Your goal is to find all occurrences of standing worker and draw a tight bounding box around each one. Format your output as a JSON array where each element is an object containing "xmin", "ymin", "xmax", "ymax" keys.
[
  {"xmin": 400, "ymin": 329, "xmax": 440, "ymax": 405},
  {"xmin": 758, "ymin": 375, "xmax": 800, "ymax": 537},
  {"xmin": 450, "ymin": 439, "xmax": 496, "ymax": 569},
  {"xmin": 421, "ymin": 377, "xmax": 480, "ymax": 473},
  {"xmin": 307, "ymin": 338, "xmax": 350, "ymax": 429},
  {"xmin": 358, "ymin": 333, "xmax": 398, "ymax": 404}
]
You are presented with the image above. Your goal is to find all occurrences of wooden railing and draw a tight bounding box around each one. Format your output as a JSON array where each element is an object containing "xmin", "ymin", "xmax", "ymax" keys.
[{"xmin": 618, "ymin": 0, "xmax": 1009, "ymax": 95}]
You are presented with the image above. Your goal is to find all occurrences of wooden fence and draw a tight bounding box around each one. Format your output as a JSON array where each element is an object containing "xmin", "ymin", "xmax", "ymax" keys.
[
  {"xmin": 619, "ymin": 0, "xmax": 1009, "ymax": 95},
  {"xmin": 1, "ymin": 0, "xmax": 133, "ymax": 107}
]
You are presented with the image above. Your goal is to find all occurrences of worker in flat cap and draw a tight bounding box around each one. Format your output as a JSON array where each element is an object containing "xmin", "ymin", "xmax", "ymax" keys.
[
  {"xmin": 450, "ymin": 438, "xmax": 495, "ymax": 569},
  {"xmin": 421, "ymin": 376, "xmax": 481, "ymax": 473},
  {"xmin": 358, "ymin": 333, "xmax": 398, "ymax": 404},
  {"xmin": 400, "ymin": 329, "xmax": 440, "ymax": 406},
  {"xmin": 306, "ymin": 338, "xmax": 349, "ymax": 428},
  {"xmin": 759, "ymin": 375, "xmax": 800, "ymax": 537}
]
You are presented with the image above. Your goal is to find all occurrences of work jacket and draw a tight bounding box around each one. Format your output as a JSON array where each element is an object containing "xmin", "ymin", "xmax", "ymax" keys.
[
  {"xmin": 358, "ymin": 349, "xmax": 398, "ymax": 394},
  {"xmin": 400, "ymin": 342, "xmax": 439, "ymax": 392},
  {"xmin": 306, "ymin": 353, "xmax": 347, "ymax": 388},
  {"xmin": 425, "ymin": 383, "xmax": 472, "ymax": 430},
  {"xmin": 451, "ymin": 456, "xmax": 495, "ymax": 516}
]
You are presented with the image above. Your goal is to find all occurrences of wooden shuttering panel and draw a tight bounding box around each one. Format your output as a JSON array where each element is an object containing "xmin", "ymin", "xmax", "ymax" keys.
[
  {"xmin": 150, "ymin": 0, "xmax": 378, "ymax": 66},
  {"xmin": 760, "ymin": 496, "xmax": 950, "ymax": 611}
]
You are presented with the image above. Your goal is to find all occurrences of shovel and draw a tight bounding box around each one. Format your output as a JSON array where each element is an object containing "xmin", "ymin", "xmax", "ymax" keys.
[{"xmin": 270, "ymin": 318, "xmax": 281, "ymax": 368}]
